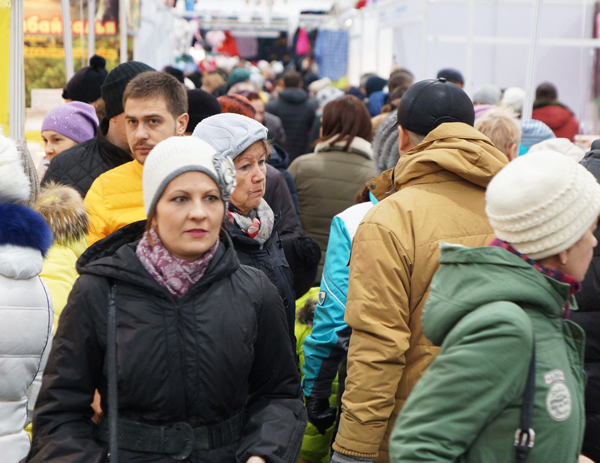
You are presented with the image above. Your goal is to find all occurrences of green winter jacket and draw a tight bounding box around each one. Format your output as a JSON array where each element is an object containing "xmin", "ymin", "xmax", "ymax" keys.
[{"xmin": 389, "ymin": 243, "xmax": 585, "ymax": 463}]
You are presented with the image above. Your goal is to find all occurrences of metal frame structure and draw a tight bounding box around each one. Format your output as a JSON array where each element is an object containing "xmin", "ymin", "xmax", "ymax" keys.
[
  {"xmin": 350, "ymin": 0, "xmax": 597, "ymax": 122},
  {"xmin": 9, "ymin": 0, "xmax": 24, "ymax": 140}
]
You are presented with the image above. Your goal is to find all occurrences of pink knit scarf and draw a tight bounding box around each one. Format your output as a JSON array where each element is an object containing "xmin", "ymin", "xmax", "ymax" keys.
[{"xmin": 136, "ymin": 228, "xmax": 218, "ymax": 298}]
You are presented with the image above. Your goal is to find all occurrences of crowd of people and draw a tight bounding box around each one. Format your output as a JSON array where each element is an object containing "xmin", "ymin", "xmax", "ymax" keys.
[{"xmin": 0, "ymin": 53, "xmax": 599, "ymax": 463}]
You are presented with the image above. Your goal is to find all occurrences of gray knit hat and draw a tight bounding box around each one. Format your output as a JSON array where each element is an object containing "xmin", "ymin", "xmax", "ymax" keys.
[
  {"xmin": 472, "ymin": 84, "xmax": 502, "ymax": 105},
  {"xmin": 372, "ymin": 112, "xmax": 400, "ymax": 174},
  {"xmin": 192, "ymin": 113, "xmax": 268, "ymax": 159},
  {"xmin": 142, "ymin": 136, "xmax": 237, "ymax": 217}
]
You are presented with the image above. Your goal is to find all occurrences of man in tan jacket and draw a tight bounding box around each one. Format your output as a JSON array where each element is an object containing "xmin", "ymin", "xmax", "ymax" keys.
[{"xmin": 331, "ymin": 79, "xmax": 508, "ymax": 463}]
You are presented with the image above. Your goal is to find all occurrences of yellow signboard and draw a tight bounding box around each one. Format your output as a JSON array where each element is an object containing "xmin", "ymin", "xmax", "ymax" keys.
[{"xmin": 0, "ymin": 4, "xmax": 10, "ymax": 135}]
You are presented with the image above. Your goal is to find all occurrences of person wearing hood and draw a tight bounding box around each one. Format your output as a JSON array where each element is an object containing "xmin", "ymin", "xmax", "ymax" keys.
[
  {"xmin": 289, "ymin": 95, "xmax": 375, "ymax": 284},
  {"xmin": 389, "ymin": 150, "xmax": 600, "ymax": 463},
  {"xmin": 532, "ymin": 82, "xmax": 579, "ymax": 141},
  {"xmin": 572, "ymin": 138, "xmax": 600, "ymax": 462},
  {"xmin": 0, "ymin": 135, "xmax": 54, "ymax": 462},
  {"xmin": 27, "ymin": 136, "xmax": 306, "ymax": 463},
  {"xmin": 193, "ymin": 113, "xmax": 319, "ymax": 349},
  {"xmin": 331, "ymin": 79, "xmax": 508, "ymax": 463},
  {"xmin": 42, "ymin": 61, "xmax": 154, "ymax": 197},
  {"xmin": 266, "ymin": 70, "xmax": 317, "ymax": 162},
  {"xmin": 33, "ymin": 183, "xmax": 89, "ymax": 328}
]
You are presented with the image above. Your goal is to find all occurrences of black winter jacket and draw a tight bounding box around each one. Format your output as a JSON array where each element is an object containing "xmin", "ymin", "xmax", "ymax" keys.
[
  {"xmin": 27, "ymin": 222, "xmax": 306, "ymax": 463},
  {"xmin": 268, "ymin": 145, "xmax": 300, "ymax": 216},
  {"xmin": 574, "ymin": 140, "xmax": 600, "ymax": 461},
  {"xmin": 264, "ymin": 164, "xmax": 301, "ymax": 236},
  {"xmin": 41, "ymin": 133, "xmax": 131, "ymax": 197},
  {"xmin": 226, "ymin": 216, "xmax": 296, "ymax": 351},
  {"xmin": 266, "ymin": 89, "xmax": 316, "ymax": 162}
]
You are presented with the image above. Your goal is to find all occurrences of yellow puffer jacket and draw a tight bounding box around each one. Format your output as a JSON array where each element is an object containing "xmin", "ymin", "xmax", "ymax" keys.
[
  {"xmin": 40, "ymin": 238, "xmax": 87, "ymax": 329},
  {"xmin": 33, "ymin": 183, "xmax": 89, "ymax": 330},
  {"xmin": 332, "ymin": 123, "xmax": 508, "ymax": 462},
  {"xmin": 84, "ymin": 160, "xmax": 145, "ymax": 246}
]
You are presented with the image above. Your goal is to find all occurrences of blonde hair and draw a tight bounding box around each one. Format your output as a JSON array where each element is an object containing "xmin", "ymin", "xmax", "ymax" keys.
[
  {"xmin": 202, "ymin": 73, "xmax": 226, "ymax": 91},
  {"xmin": 475, "ymin": 108, "xmax": 522, "ymax": 158}
]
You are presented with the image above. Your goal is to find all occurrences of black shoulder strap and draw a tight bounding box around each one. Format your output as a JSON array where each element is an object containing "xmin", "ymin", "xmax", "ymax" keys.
[
  {"xmin": 107, "ymin": 284, "xmax": 119, "ymax": 463},
  {"xmin": 515, "ymin": 340, "xmax": 536, "ymax": 462}
]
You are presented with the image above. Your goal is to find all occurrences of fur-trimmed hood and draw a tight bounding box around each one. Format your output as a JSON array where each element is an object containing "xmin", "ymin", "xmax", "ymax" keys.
[
  {"xmin": 314, "ymin": 136, "xmax": 373, "ymax": 160},
  {"xmin": 33, "ymin": 182, "xmax": 88, "ymax": 246},
  {"xmin": 0, "ymin": 203, "xmax": 53, "ymax": 256}
]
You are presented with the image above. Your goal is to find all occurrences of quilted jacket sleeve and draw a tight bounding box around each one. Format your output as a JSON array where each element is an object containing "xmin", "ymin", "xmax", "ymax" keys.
[
  {"xmin": 333, "ymin": 219, "xmax": 414, "ymax": 459},
  {"xmin": 27, "ymin": 275, "xmax": 108, "ymax": 463},
  {"xmin": 237, "ymin": 272, "xmax": 307, "ymax": 463},
  {"xmin": 84, "ymin": 178, "xmax": 109, "ymax": 246}
]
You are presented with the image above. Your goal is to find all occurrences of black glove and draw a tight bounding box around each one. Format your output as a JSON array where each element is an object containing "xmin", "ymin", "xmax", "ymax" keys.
[{"xmin": 305, "ymin": 396, "xmax": 337, "ymax": 435}]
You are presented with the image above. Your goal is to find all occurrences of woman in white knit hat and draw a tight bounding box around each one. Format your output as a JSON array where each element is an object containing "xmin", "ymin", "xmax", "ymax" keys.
[
  {"xmin": 28, "ymin": 136, "xmax": 306, "ymax": 463},
  {"xmin": 389, "ymin": 150, "xmax": 600, "ymax": 463}
]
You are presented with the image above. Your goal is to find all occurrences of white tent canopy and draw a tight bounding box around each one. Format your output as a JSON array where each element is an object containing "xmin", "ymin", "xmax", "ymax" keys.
[{"xmin": 348, "ymin": 0, "xmax": 599, "ymax": 128}]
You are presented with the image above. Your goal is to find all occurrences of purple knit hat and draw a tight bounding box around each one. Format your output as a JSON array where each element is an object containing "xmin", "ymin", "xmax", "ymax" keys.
[{"xmin": 41, "ymin": 102, "xmax": 99, "ymax": 144}]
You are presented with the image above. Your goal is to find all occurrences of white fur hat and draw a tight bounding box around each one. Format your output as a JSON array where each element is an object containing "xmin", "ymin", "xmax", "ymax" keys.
[
  {"xmin": 528, "ymin": 138, "xmax": 585, "ymax": 163},
  {"xmin": 0, "ymin": 135, "xmax": 31, "ymax": 203},
  {"xmin": 142, "ymin": 136, "xmax": 237, "ymax": 217},
  {"xmin": 501, "ymin": 87, "xmax": 526, "ymax": 115},
  {"xmin": 486, "ymin": 150, "xmax": 600, "ymax": 260}
]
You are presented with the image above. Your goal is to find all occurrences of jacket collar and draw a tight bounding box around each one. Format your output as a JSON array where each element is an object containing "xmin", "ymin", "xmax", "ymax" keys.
[
  {"xmin": 315, "ymin": 136, "xmax": 373, "ymax": 159},
  {"xmin": 97, "ymin": 132, "xmax": 133, "ymax": 167},
  {"xmin": 367, "ymin": 122, "xmax": 507, "ymax": 200},
  {"xmin": 78, "ymin": 220, "xmax": 240, "ymax": 296}
]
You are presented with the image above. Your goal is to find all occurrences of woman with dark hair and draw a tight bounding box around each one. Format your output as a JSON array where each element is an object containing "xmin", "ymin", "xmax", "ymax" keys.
[
  {"xmin": 27, "ymin": 136, "xmax": 306, "ymax": 463},
  {"xmin": 288, "ymin": 95, "xmax": 375, "ymax": 283}
]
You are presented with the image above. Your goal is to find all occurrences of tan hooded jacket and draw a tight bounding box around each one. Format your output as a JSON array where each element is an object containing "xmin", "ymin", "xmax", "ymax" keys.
[{"xmin": 332, "ymin": 122, "xmax": 508, "ymax": 462}]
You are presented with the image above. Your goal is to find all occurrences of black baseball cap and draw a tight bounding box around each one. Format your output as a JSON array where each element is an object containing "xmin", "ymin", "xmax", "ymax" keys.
[{"xmin": 397, "ymin": 78, "xmax": 475, "ymax": 135}]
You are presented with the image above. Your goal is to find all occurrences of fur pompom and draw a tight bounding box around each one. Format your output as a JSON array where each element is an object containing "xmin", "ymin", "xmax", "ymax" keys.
[
  {"xmin": 33, "ymin": 182, "xmax": 89, "ymax": 246},
  {"xmin": 0, "ymin": 203, "xmax": 53, "ymax": 256},
  {"xmin": 297, "ymin": 298, "xmax": 316, "ymax": 326},
  {"xmin": 0, "ymin": 135, "xmax": 31, "ymax": 203}
]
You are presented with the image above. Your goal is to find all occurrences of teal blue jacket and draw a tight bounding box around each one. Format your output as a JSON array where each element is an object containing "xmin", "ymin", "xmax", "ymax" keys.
[{"xmin": 302, "ymin": 198, "xmax": 375, "ymax": 399}]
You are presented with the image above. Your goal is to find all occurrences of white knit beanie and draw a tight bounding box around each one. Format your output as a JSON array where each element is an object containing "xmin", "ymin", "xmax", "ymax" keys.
[
  {"xmin": 528, "ymin": 138, "xmax": 585, "ymax": 163},
  {"xmin": 486, "ymin": 150, "xmax": 600, "ymax": 260},
  {"xmin": 0, "ymin": 134, "xmax": 31, "ymax": 203},
  {"xmin": 142, "ymin": 136, "xmax": 237, "ymax": 217}
]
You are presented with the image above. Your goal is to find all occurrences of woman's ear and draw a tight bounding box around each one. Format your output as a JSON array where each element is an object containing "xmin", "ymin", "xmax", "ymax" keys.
[
  {"xmin": 507, "ymin": 143, "xmax": 518, "ymax": 161},
  {"xmin": 557, "ymin": 249, "xmax": 569, "ymax": 267}
]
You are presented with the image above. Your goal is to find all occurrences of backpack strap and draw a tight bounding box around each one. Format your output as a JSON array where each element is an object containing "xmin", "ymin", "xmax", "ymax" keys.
[
  {"xmin": 107, "ymin": 283, "xmax": 119, "ymax": 463},
  {"xmin": 514, "ymin": 339, "xmax": 536, "ymax": 462}
]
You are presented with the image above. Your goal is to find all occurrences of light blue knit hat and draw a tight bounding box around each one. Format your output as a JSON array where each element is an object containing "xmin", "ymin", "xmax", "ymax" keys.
[{"xmin": 192, "ymin": 113, "xmax": 268, "ymax": 160}]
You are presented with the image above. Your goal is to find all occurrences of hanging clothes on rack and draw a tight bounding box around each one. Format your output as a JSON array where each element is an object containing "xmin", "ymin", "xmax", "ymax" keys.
[
  {"xmin": 217, "ymin": 30, "xmax": 240, "ymax": 57},
  {"xmin": 296, "ymin": 27, "xmax": 310, "ymax": 56},
  {"xmin": 236, "ymin": 35, "xmax": 259, "ymax": 60},
  {"xmin": 314, "ymin": 28, "xmax": 349, "ymax": 82}
]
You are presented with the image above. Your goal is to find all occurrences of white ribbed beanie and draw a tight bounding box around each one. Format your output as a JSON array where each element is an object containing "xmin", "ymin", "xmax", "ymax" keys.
[
  {"xmin": 142, "ymin": 136, "xmax": 237, "ymax": 217},
  {"xmin": 486, "ymin": 150, "xmax": 600, "ymax": 260}
]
